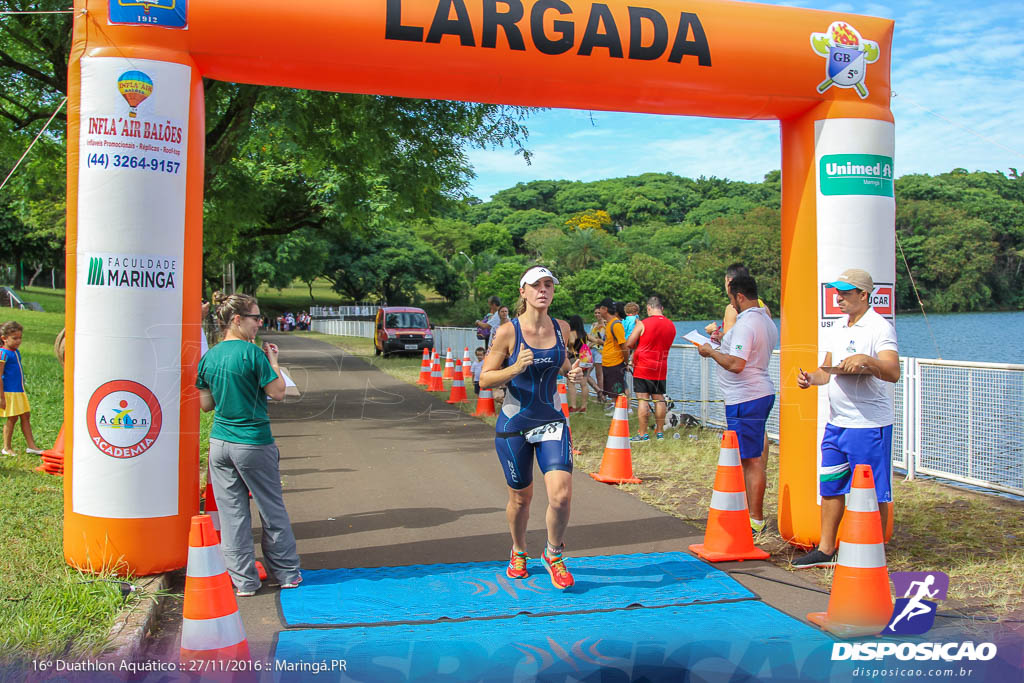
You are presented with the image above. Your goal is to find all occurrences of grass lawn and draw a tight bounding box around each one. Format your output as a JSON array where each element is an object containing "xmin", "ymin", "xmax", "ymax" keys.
[
  {"xmin": 0, "ymin": 292, "xmax": 214, "ymax": 665},
  {"xmin": 299, "ymin": 331, "xmax": 1024, "ymax": 622},
  {"xmin": 255, "ymin": 278, "xmax": 343, "ymax": 316}
]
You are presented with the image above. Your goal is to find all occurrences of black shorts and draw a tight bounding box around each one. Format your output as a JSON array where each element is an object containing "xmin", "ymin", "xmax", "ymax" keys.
[
  {"xmin": 602, "ymin": 363, "xmax": 627, "ymax": 397},
  {"xmin": 633, "ymin": 377, "xmax": 666, "ymax": 396}
]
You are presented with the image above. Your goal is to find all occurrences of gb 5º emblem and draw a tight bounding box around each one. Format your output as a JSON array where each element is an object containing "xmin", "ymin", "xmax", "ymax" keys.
[{"xmin": 811, "ymin": 22, "xmax": 880, "ymax": 99}]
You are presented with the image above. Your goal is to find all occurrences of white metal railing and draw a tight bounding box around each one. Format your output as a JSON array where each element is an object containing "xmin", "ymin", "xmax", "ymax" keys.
[
  {"xmin": 433, "ymin": 327, "xmax": 484, "ymax": 356},
  {"xmin": 311, "ymin": 319, "xmax": 374, "ymax": 337},
  {"xmin": 310, "ymin": 305, "xmax": 376, "ymax": 318},
  {"xmin": 311, "ymin": 322, "xmax": 1024, "ymax": 496}
]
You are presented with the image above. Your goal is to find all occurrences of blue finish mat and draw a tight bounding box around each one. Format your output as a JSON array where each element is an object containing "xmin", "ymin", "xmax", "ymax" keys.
[
  {"xmin": 273, "ymin": 601, "xmax": 840, "ymax": 682},
  {"xmin": 279, "ymin": 552, "xmax": 755, "ymax": 627}
]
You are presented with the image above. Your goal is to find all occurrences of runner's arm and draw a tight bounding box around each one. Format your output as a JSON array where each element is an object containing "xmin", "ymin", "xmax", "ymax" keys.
[{"xmin": 480, "ymin": 322, "xmax": 529, "ymax": 389}]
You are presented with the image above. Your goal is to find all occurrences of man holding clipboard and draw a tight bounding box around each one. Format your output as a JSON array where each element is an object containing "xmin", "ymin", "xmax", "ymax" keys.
[{"xmin": 793, "ymin": 268, "xmax": 900, "ymax": 569}]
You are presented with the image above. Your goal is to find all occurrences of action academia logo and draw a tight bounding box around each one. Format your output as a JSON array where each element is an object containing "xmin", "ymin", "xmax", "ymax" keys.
[
  {"xmin": 86, "ymin": 380, "xmax": 163, "ymax": 459},
  {"xmin": 810, "ymin": 22, "xmax": 880, "ymax": 99}
]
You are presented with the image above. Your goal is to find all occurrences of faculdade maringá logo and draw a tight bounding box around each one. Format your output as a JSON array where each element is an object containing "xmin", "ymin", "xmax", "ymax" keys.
[{"xmin": 811, "ymin": 22, "xmax": 880, "ymax": 99}]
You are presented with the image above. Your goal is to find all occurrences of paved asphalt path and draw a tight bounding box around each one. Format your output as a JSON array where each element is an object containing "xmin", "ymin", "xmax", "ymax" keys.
[{"xmin": 146, "ymin": 332, "xmax": 830, "ymax": 662}]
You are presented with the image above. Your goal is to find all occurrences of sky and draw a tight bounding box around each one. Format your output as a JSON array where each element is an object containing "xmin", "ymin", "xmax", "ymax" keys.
[{"xmin": 465, "ymin": 0, "xmax": 1024, "ymax": 200}]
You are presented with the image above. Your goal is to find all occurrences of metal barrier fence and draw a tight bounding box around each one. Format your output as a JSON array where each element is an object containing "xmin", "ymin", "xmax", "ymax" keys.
[
  {"xmin": 310, "ymin": 322, "xmax": 1024, "ymax": 496},
  {"xmin": 311, "ymin": 319, "xmax": 375, "ymax": 338},
  {"xmin": 310, "ymin": 305, "xmax": 376, "ymax": 318}
]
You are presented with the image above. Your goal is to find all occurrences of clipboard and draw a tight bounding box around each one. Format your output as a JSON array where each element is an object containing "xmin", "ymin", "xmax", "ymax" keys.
[{"xmin": 822, "ymin": 365, "xmax": 872, "ymax": 375}]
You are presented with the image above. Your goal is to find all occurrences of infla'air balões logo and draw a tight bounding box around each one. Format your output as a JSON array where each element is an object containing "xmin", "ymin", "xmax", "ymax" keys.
[
  {"xmin": 87, "ymin": 380, "xmax": 163, "ymax": 459},
  {"xmin": 810, "ymin": 22, "xmax": 880, "ymax": 99},
  {"xmin": 117, "ymin": 71, "xmax": 153, "ymax": 119}
]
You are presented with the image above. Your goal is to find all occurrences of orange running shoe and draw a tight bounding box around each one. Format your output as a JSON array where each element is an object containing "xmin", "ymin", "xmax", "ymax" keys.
[
  {"xmin": 506, "ymin": 549, "xmax": 529, "ymax": 579},
  {"xmin": 541, "ymin": 547, "xmax": 574, "ymax": 590}
]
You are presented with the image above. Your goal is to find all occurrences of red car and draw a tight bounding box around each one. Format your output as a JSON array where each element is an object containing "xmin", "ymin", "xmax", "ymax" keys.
[{"xmin": 373, "ymin": 306, "xmax": 434, "ymax": 357}]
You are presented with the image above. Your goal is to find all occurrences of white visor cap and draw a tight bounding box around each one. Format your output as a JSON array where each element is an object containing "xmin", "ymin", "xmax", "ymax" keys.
[{"xmin": 520, "ymin": 266, "xmax": 560, "ymax": 288}]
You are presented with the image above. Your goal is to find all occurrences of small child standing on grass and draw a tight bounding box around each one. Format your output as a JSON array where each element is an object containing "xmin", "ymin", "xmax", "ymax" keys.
[
  {"xmin": 470, "ymin": 347, "xmax": 485, "ymax": 394},
  {"xmin": 1, "ymin": 321, "xmax": 42, "ymax": 457}
]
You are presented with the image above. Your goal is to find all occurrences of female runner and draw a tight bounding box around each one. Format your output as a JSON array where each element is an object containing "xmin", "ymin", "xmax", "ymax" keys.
[{"xmin": 480, "ymin": 266, "xmax": 582, "ymax": 590}]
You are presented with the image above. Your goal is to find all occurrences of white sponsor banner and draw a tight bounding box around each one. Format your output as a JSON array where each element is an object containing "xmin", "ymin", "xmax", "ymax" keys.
[
  {"xmin": 73, "ymin": 57, "xmax": 190, "ymax": 518},
  {"xmin": 814, "ymin": 118, "xmax": 896, "ymax": 502}
]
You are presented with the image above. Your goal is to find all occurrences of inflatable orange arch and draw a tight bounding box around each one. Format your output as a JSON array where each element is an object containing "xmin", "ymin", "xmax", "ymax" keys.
[{"xmin": 65, "ymin": 0, "xmax": 896, "ymax": 574}]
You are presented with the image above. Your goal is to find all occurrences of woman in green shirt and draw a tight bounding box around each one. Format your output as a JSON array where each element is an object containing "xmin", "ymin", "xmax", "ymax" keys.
[{"xmin": 196, "ymin": 294, "xmax": 302, "ymax": 596}]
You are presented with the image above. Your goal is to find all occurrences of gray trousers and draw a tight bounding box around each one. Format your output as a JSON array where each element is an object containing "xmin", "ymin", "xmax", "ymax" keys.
[{"xmin": 209, "ymin": 438, "xmax": 301, "ymax": 592}]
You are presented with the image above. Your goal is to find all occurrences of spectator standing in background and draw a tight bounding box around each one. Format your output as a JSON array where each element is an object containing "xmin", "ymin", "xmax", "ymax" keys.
[
  {"xmin": 625, "ymin": 297, "xmax": 676, "ymax": 442},
  {"xmin": 698, "ymin": 276, "xmax": 778, "ymax": 533},
  {"xmin": 476, "ymin": 296, "xmax": 502, "ymax": 349}
]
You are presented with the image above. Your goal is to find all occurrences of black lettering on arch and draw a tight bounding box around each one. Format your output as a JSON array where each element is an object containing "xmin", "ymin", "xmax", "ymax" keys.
[
  {"xmin": 531, "ymin": 0, "xmax": 575, "ymax": 56},
  {"xmin": 482, "ymin": 0, "xmax": 526, "ymax": 50},
  {"xmin": 667, "ymin": 12, "xmax": 711, "ymax": 66},
  {"xmin": 385, "ymin": 0, "xmax": 423, "ymax": 42},
  {"xmin": 578, "ymin": 4, "xmax": 623, "ymax": 58},
  {"xmin": 426, "ymin": 0, "xmax": 475, "ymax": 46},
  {"xmin": 627, "ymin": 6, "xmax": 668, "ymax": 60}
]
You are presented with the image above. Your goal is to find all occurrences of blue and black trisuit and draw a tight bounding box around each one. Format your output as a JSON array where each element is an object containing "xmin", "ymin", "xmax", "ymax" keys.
[{"xmin": 494, "ymin": 317, "xmax": 573, "ymax": 489}]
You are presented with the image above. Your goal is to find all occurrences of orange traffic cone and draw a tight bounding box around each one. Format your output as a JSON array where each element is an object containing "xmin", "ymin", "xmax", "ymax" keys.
[
  {"xmin": 428, "ymin": 356, "xmax": 445, "ymax": 392},
  {"xmin": 557, "ymin": 378, "xmax": 570, "ymax": 419},
  {"xmin": 689, "ymin": 431, "xmax": 769, "ymax": 562},
  {"xmin": 590, "ymin": 395, "xmax": 641, "ymax": 484},
  {"xmin": 203, "ymin": 478, "xmax": 220, "ymax": 539},
  {"xmin": 35, "ymin": 423, "xmax": 66, "ymax": 475},
  {"xmin": 417, "ymin": 348, "xmax": 431, "ymax": 386},
  {"xmin": 203, "ymin": 474, "xmax": 267, "ymax": 581},
  {"xmin": 473, "ymin": 388, "xmax": 496, "ymax": 416},
  {"xmin": 443, "ymin": 348, "xmax": 455, "ymax": 381},
  {"xmin": 180, "ymin": 515, "xmax": 251, "ymax": 663},
  {"xmin": 446, "ymin": 360, "xmax": 469, "ymax": 403},
  {"xmin": 462, "ymin": 347, "xmax": 473, "ymax": 380},
  {"xmin": 808, "ymin": 464, "xmax": 893, "ymax": 637}
]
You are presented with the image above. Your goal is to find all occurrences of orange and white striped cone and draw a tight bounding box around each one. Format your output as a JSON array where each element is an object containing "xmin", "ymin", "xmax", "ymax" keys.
[
  {"xmin": 446, "ymin": 360, "xmax": 469, "ymax": 403},
  {"xmin": 428, "ymin": 357, "xmax": 445, "ymax": 392},
  {"xmin": 35, "ymin": 423, "xmax": 66, "ymax": 475},
  {"xmin": 417, "ymin": 348, "xmax": 431, "ymax": 386},
  {"xmin": 472, "ymin": 388, "xmax": 496, "ymax": 416},
  {"xmin": 180, "ymin": 515, "xmax": 251, "ymax": 663},
  {"xmin": 203, "ymin": 478, "xmax": 221, "ymax": 540},
  {"xmin": 557, "ymin": 378, "xmax": 570, "ymax": 420},
  {"xmin": 808, "ymin": 464, "xmax": 893, "ymax": 637},
  {"xmin": 462, "ymin": 347, "xmax": 473, "ymax": 380},
  {"xmin": 556, "ymin": 377, "xmax": 582, "ymax": 456},
  {"xmin": 443, "ymin": 348, "xmax": 455, "ymax": 381},
  {"xmin": 590, "ymin": 395, "xmax": 641, "ymax": 484},
  {"xmin": 203, "ymin": 474, "xmax": 266, "ymax": 580},
  {"xmin": 688, "ymin": 430, "xmax": 769, "ymax": 562}
]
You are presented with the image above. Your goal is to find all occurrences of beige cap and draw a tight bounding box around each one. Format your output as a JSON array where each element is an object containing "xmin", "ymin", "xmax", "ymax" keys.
[{"xmin": 826, "ymin": 268, "xmax": 874, "ymax": 292}]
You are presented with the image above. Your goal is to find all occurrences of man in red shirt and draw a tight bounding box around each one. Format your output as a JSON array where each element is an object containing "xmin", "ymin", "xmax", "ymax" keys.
[{"xmin": 625, "ymin": 296, "xmax": 677, "ymax": 442}]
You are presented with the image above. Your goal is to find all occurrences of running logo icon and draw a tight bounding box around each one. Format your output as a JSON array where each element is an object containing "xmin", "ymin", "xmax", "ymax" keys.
[
  {"xmin": 810, "ymin": 22, "xmax": 880, "ymax": 99},
  {"xmin": 883, "ymin": 571, "xmax": 949, "ymax": 635}
]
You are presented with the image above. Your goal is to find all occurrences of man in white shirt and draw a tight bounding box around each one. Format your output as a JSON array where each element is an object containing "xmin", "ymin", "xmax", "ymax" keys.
[
  {"xmin": 475, "ymin": 296, "xmax": 502, "ymax": 349},
  {"xmin": 793, "ymin": 268, "xmax": 900, "ymax": 568},
  {"xmin": 699, "ymin": 275, "xmax": 778, "ymax": 532}
]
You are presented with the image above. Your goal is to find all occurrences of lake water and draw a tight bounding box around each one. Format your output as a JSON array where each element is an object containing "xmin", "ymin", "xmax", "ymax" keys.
[{"xmin": 669, "ymin": 310, "xmax": 1024, "ymax": 365}]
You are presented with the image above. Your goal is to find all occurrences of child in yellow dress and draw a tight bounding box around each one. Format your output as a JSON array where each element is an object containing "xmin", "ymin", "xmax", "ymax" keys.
[{"xmin": 1, "ymin": 321, "xmax": 42, "ymax": 456}]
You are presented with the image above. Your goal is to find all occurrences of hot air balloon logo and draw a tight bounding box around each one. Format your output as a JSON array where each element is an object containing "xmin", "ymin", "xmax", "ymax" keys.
[{"xmin": 117, "ymin": 70, "xmax": 154, "ymax": 118}]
